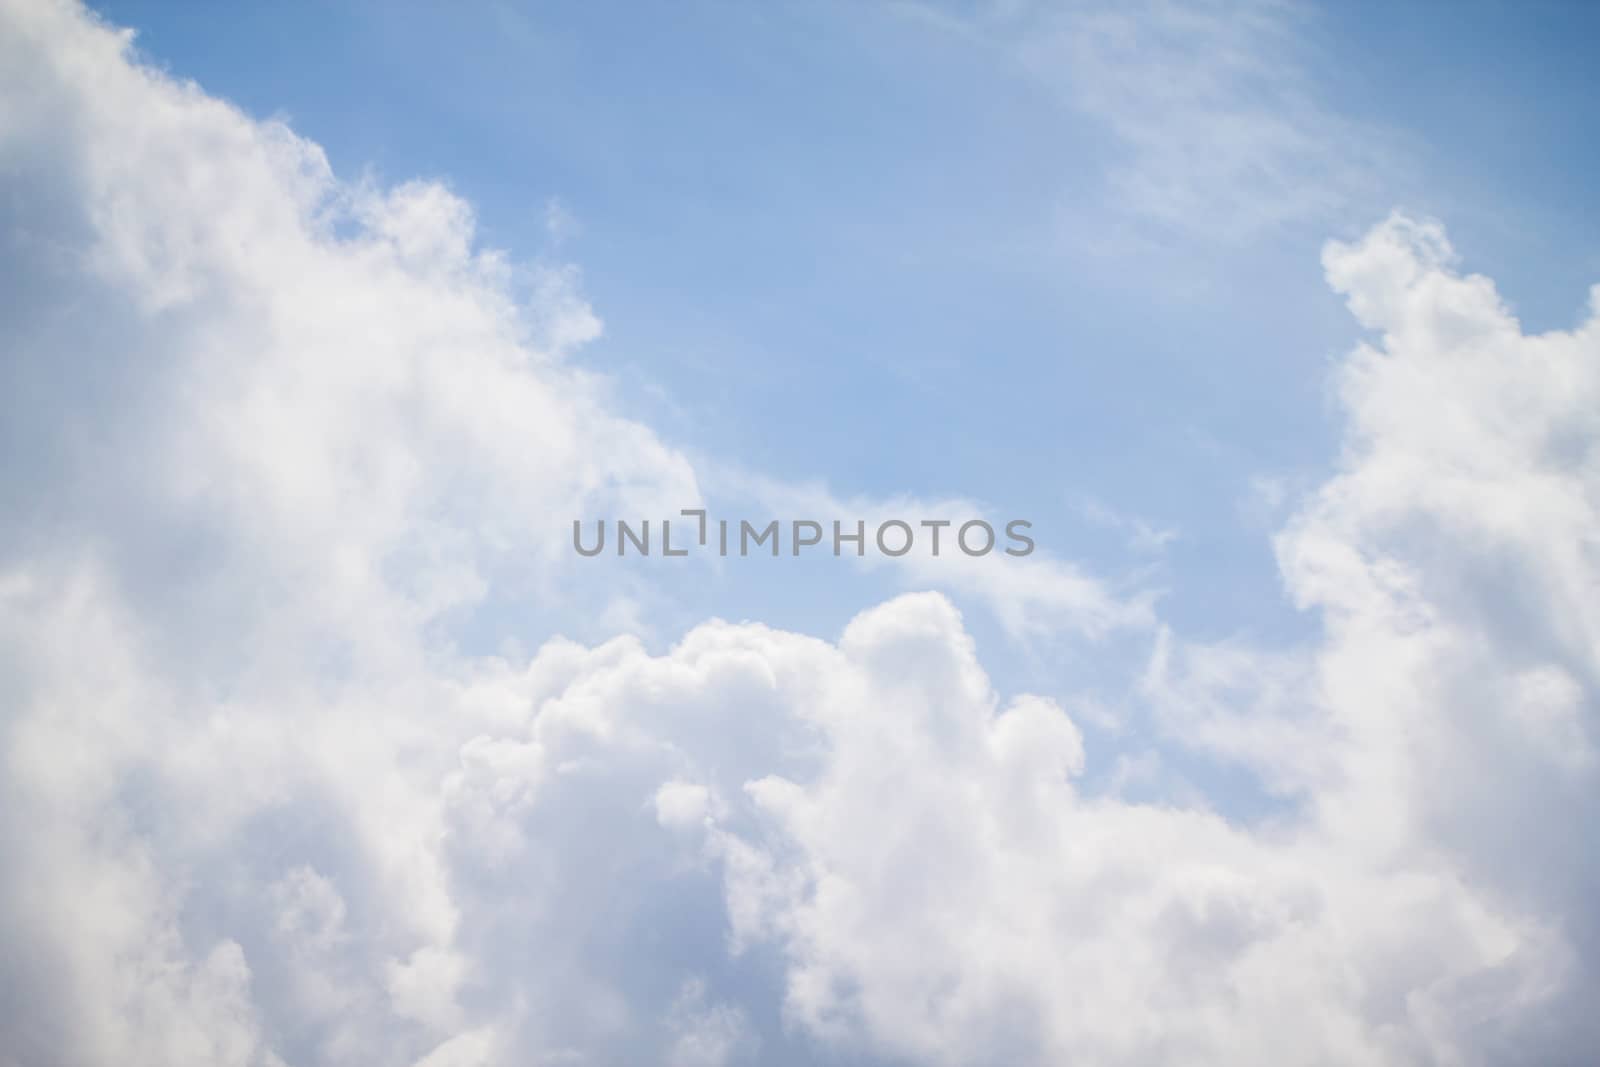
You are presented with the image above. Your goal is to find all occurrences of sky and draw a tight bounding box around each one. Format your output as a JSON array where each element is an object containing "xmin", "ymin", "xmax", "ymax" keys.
[
  {"xmin": 2, "ymin": 1, "xmax": 1599, "ymax": 1065},
  {"xmin": 88, "ymin": 0, "xmax": 1600, "ymax": 650}
]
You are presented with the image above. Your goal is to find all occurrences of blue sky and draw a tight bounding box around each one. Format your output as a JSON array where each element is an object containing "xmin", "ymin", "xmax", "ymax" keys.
[
  {"xmin": 80, "ymin": 0, "xmax": 1600, "ymax": 811},
  {"xmin": 91, "ymin": 0, "xmax": 1600, "ymax": 657},
  {"xmin": 7, "ymin": 2, "xmax": 1600, "ymax": 1063},
  {"xmin": 83, "ymin": 0, "xmax": 1584, "ymax": 822}
]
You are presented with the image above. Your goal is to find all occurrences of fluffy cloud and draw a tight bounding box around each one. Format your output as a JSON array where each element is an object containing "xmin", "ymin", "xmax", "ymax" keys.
[
  {"xmin": 2, "ymin": 3, "xmax": 1599, "ymax": 1067},
  {"xmin": 0, "ymin": 0, "xmax": 698, "ymax": 1062}
]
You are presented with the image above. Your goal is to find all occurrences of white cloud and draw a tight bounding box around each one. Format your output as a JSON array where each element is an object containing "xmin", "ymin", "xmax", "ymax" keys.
[
  {"xmin": 654, "ymin": 780, "xmax": 716, "ymax": 831},
  {"xmin": 902, "ymin": 0, "xmax": 1402, "ymax": 240},
  {"xmin": 2, "ymin": 3, "xmax": 1599, "ymax": 1067}
]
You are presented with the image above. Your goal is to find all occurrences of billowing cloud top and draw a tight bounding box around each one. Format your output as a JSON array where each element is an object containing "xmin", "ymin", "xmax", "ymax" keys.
[{"xmin": 2, "ymin": 2, "xmax": 1599, "ymax": 1066}]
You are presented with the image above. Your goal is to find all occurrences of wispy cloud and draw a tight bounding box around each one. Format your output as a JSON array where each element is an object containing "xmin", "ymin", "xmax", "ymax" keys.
[{"xmin": 901, "ymin": 0, "xmax": 1404, "ymax": 240}]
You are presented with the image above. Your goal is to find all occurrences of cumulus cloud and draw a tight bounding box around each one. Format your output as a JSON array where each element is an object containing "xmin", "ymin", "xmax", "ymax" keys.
[
  {"xmin": 0, "ymin": 0, "xmax": 697, "ymax": 1061},
  {"xmin": 2, "ymin": 3, "xmax": 1600, "ymax": 1067}
]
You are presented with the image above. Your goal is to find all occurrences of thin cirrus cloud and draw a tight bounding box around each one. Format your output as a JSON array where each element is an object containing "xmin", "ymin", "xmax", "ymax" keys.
[
  {"xmin": 1, "ymin": 3, "xmax": 1598, "ymax": 1067},
  {"xmin": 899, "ymin": 0, "xmax": 1405, "ymax": 240}
]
